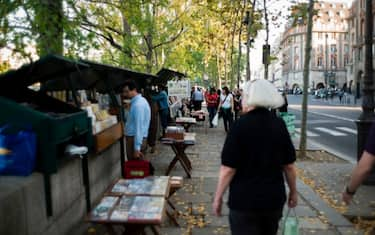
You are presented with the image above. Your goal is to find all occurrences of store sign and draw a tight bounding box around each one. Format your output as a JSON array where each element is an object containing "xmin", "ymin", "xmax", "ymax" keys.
[{"xmin": 167, "ymin": 80, "xmax": 191, "ymax": 99}]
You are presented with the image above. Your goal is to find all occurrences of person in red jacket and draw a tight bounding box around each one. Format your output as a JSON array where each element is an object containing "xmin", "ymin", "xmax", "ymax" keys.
[{"xmin": 205, "ymin": 87, "xmax": 218, "ymax": 128}]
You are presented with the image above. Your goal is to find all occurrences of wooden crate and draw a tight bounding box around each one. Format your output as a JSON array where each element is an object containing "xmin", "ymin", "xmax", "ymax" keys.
[{"xmin": 94, "ymin": 122, "xmax": 123, "ymax": 153}]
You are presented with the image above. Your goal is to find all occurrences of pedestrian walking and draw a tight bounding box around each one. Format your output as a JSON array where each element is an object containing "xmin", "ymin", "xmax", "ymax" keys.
[
  {"xmin": 205, "ymin": 88, "xmax": 218, "ymax": 128},
  {"xmin": 234, "ymin": 89, "xmax": 242, "ymax": 120},
  {"xmin": 278, "ymin": 92, "xmax": 288, "ymax": 113},
  {"xmin": 218, "ymin": 87, "xmax": 234, "ymax": 133},
  {"xmin": 342, "ymin": 122, "xmax": 375, "ymax": 205},
  {"xmin": 192, "ymin": 87, "xmax": 204, "ymax": 111},
  {"xmin": 338, "ymin": 90, "xmax": 344, "ymax": 104},
  {"xmin": 216, "ymin": 89, "xmax": 222, "ymax": 110},
  {"xmin": 122, "ymin": 80, "xmax": 151, "ymax": 160},
  {"xmin": 152, "ymin": 85, "xmax": 169, "ymax": 134},
  {"xmin": 213, "ymin": 79, "xmax": 297, "ymax": 235}
]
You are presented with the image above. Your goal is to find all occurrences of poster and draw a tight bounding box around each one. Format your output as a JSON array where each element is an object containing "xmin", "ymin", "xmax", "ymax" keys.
[{"xmin": 167, "ymin": 80, "xmax": 191, "ymax": 99}]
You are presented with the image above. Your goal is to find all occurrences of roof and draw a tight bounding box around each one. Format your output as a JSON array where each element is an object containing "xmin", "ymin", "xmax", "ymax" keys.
[
  {"xmin": 0, "ymin": 54, "xmax": 89, "ymax": 90},
  {"xmin": 42, "ymin": 60, "xmax": 158, "ymax": 93},
  {"xmin": 155, "ymin": 68, "xmax": 186, "ymax": 85}
]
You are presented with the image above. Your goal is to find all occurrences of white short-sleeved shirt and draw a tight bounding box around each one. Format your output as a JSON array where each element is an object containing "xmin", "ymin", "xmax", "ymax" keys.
[{"xmin": 220, "ymin": 94, "xmax": 233, "ymax": 109}]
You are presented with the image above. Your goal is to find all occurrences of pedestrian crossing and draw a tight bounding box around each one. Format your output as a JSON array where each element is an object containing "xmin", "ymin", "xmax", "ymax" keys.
[{"xmin": 295, "ymin": 126, "xmax": 357, "ymax": 137}]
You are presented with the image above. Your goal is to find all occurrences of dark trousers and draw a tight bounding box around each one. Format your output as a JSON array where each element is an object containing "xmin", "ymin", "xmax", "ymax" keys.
[
  {"xmin": 125, "ymin": 136, "xmax": 148, "ymax": 160},
  {"xmin": 221, "ymin": 108, "xmax": 233, "ymax": 132},
  {"xmin": 207, "ymin": 106, "xmax": 217, "ymax": 127},
  {"xmin": 193, "ymin": 101, "xmax": 202, "ymax": 111},
  {"xmin": 159, "ymin": 108, "xmax": 169, "ymax": 130},
  {"xmin": 229, "ymin": 209, "xmax": 283, "ymax": 235}
]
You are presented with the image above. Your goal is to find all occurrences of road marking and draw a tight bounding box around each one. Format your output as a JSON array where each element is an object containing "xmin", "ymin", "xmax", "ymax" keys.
[
  {"xmin": 289, "ymin": 106, "xmax": 357, "ymax": 122},
  {"xmin": 294, "ymin": 134, "xmax": 356, "ymax": 164},
  {"xmin": 295, "ymin": 120, "xmax": 339, "ymax": 124},
  {"xmin": 314, "ymin": 127, "xmax": 347, "ymax": 136},
  {"xmin": 336, "ymin": 127, "xmax": 357, "ymax": 135},
  {"xmin": 295, "ymin": 128, "xmax": 320, "ymax": 137}
]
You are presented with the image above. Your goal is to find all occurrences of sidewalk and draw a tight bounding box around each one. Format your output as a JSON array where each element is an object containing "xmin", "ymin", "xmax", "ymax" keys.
[{"xmin": 144, "ymin": 121, "xmax": 364, "ymax": 235}]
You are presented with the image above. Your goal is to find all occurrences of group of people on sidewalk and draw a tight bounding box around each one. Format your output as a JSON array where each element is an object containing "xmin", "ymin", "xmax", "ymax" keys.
[{"xmin": 121, "ymin": 78, "xmax": 375, "ymax": 235}]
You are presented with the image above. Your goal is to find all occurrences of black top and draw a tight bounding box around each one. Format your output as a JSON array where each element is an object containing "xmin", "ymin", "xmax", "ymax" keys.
[
  {"xmin": 221, "ymin": 108, "xmax": 296, "ymax": 211},
  {"xmin": 365, "ymin": 123, "xmax": 375, "ymax": 155}
]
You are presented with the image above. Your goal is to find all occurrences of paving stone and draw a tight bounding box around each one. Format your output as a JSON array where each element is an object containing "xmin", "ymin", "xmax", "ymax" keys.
[
  {"xmin": 336, "ymin": 227, "xmax": 364, "ymax": 235},
  {"xmin": 299, "ymin": 217, "xmax": 330, "ymax": 229},
  {"xmin": 191, "ymin": 227, "xmax": 230, "ymax": 235}
]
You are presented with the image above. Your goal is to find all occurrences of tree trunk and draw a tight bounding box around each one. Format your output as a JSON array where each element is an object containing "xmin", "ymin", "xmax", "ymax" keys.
[
  {"xmin": 224, "ymin": 43, "xmax": 228, "ymax": 87},
  {"xmin": 299, "ymin": 0, "xmax": 314, "ymax": 158},
  {"xmin": 34, "ymin": 0, "xmax": 63, "ymax": 56},
  {"xmin": 145, "ymin": 33, "xmax": 153, "ymax": 73},
  {"xmin": 230, "ymin": 4, "xmax": 240, "ymax": 88},
  {"xmin": 216, "ymin": 53, "xmax": 222, "ymax": 89},
  {"xmin": 237, "ymin": 0, "xmax": 246, "ymax": 88},
  {"xmin": 263, "ymin": 0, "xmax": 269, "ymax": 80},
  {"xmin": 120, "ymin": 10, "xmax": 133, "ymax": 68},
  {"xmin": 246, "ymin": 0, "xmax": 256, "ymax": 81}
]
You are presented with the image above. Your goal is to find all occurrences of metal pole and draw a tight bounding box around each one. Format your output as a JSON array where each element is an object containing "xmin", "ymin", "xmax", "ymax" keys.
[
  {"xmin": 356, "ymin": 0, "xmax": 375, "ymax": 185},
  {"xmin": 325, "ymin": 33, "xmax": 328, "ymax": 88}
]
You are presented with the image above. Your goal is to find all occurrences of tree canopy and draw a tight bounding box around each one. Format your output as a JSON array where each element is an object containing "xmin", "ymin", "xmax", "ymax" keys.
[{"xmin": 1, "ymin": 0, "xmax": 265, "ymax": 88}]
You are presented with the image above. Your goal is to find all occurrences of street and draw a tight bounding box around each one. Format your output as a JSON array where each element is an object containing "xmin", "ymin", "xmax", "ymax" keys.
[{"xmin": 288, "ymin": 95, "xmax": 361, "ymax": 162}]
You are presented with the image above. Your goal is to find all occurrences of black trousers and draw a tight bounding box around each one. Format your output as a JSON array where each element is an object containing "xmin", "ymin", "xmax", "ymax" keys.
[
  {"xmin": 221, "ymin": 108, "xmax": 233, "ymax": 132},
  {"xmin": 229, "ymin": 208, "xmax": 283, "ymax": 235},
  {"xmin": 193, "ymin": 101, "xmax": 202, "ymax": 111}
]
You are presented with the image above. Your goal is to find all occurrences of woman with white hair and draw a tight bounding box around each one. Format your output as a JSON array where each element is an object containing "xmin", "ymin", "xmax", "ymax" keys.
[{"xmin": 213, "ymin": 79, "xmax": 298, "ymax": 235}]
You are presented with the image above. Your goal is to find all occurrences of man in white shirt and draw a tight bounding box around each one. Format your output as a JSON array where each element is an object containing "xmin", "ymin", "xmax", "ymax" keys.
[{"xmin": 192, "ymin": 87, "xmax": 204, "ymax": 111}]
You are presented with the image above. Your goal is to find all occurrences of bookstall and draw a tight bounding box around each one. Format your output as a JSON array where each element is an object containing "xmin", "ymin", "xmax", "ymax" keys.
[
  {"xmin": 0, "ymin": 55, "xmax": 158, "ymax": 218},
  {"xmin": 161, "ymin": 126, "xmax": 196, "ymax": 178}
]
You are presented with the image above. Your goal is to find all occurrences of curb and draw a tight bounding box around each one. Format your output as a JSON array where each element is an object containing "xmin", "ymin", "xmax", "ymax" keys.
[{"xmin": 296, "ymin": 179, "xmax": 357, "ymax": 234}]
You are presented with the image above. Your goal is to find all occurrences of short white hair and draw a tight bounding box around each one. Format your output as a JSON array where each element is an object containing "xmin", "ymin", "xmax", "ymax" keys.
[{"xmin": 242, "ymin": 79, "xmax": 284, "ymax": 109}]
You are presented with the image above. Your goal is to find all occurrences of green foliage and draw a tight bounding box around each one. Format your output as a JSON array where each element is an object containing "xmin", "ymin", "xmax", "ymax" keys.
[
  {"xmin": 289, "ymin": 2, "xmax": 319, "ymax": 26},
  {"xmin": 1, "ymin": 0, "xmax": 263, "ymax": 88}
]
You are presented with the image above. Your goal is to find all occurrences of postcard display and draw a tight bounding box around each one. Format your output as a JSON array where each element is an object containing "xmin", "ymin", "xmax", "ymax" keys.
[{"xmin": 90, "ymin": 176, "xmax": 169, "ymax": 223}]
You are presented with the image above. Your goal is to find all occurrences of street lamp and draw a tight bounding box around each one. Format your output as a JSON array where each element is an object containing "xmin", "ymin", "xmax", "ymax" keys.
[
  {"xmin": 325, "ymin": 33, "xmax": 329, "ymax": 88},
  {"xmin": 356, "ymin": 0, "xmax": 375, "ymax": 185}
]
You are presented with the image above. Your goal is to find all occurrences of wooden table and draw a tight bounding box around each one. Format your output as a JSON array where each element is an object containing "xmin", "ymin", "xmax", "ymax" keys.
[
  {"xmin": 190, "ymin": 110, "xmax": 208, "ymax": 133},
  {"xmin": 175, "ymin": 117, "xmax": 196, "ymax": 132},
  {"xmin": 87, "ymin": 195, "xmax": 165, "ymax": 235},
  {"xmin": 161, "ymin": 133, "xmax": 196, "ymax": 178},
  {"xmin": 102, "ymin": 176, "xmax": 180, "ymax": 228}
]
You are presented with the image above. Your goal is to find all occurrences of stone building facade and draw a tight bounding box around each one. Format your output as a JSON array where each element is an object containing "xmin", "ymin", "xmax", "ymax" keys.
[
  {"xmin": 280, "ymin": 1, "xmax": 350, "ymax": 90},
  {"xmin": 346, "ymin": 0, "xmax": 375, "ymax": 98}
]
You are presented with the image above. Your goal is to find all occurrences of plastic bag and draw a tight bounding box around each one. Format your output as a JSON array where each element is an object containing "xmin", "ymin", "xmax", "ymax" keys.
[
  {"xmin": 282, "ymin": 208, "xmax": 299, "ymax": 235},
  {"xmin": 212, "ymin": 113, "xmax": 219, "ymax": 127},
  {"xmin": 0, "ymin": 125, "xmax": 37, "ymax": 176}
]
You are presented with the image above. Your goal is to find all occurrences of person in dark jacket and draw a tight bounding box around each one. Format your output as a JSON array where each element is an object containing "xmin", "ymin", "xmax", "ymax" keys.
[
  {"xmin": 213, "ymin": 79, "xmax": 297, "ymax": 235},
  {"xmin": 278, "ymin": 92, "xmax": 288, "ymax": 113}
]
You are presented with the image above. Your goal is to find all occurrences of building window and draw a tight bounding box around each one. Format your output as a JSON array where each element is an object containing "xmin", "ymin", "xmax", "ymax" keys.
[
  {"xmin": 344, "ymin": 55, "xmax": 349, "ymax": 66},
  {"xmin": 331, "ymin": 55, "xmax": 337, "ymax": 68},
  {"xmin": 344, "ymin": 44, "xmax": 349, "ymax": 66},
  {"xmin": 331, "ymin": 44, "xmax": 337, "ymax": 53},
  {"xmin": 317, "ymin": 56, "xmax": 323, "ymax": 67},
  {"xmin": 294, "ymin": 46, "xmax": 299, "ymax": 70},
  {"xmin": 359, "ymin": 48, "xmax": 362, "ymax": 61},
  {"xmin": 318, "ymin": 32, "xmax": 323, "ymax": 39},
  {"xmin": 344, "ymin": 33, "xmax": 349, "ymax": 40}
]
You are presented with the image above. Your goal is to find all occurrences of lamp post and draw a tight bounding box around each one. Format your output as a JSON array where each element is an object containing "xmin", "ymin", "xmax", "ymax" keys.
[
  {"xmin": 325, "ymin": 33, "xmax": 329, "ymax": 88},
  {"xmin": 355, "ymin": 0, "xmax": 375, "ymax": 185}
]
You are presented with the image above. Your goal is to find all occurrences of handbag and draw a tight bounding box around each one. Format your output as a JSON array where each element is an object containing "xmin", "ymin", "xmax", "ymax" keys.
[
  {"xmin": 124, "ymin": 159, "xmax": 154, "ymax": 179},
  {"xmin": 282, "ymin": 208, "xmax": 299, "ymax": 235},
  {"xmin": 218, "ymin": 95, "xmax": 229, "ymax": 118},
  {"xmin": 0, "ymin": 125, "xmax": 37, "ymax": 176},
  {"xmin": 212, "ymin": 113, "xmax": 219, "ymax": 127}
]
